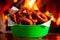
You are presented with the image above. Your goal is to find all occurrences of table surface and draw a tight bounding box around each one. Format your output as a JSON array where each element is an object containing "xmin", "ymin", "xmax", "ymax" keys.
[{"xmin": 0, "ymin": 32, "xmax": 60, "ymax": 40}]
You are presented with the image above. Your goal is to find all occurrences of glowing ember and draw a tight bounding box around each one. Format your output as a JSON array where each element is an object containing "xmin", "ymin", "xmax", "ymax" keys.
[{"xmin": 24, "ymin": 0, "xmax": 38, "ymax": 10}]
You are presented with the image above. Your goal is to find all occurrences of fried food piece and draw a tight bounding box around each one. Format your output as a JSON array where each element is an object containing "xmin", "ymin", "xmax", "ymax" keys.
[
  {"xmin": 10, "ymin": 8, "xmax": 50, "ymax": 25},
  {"xmin": 11, "ymin": 13, "xmax": 17, "ymax": 23},
  {"xmin": 29, "ymin": 12, "xmax": 38, "ymax": 25},
  {"xmin": 18, "ymin": 17, "xmax": 33, "ymax": 25},
  {"xmin": 36, "ymin": 11, "xmax": 48, "ymax": 22},
  {"xmin": 44, "ymin": 13, "xmax": 51, "ymax": 20}
]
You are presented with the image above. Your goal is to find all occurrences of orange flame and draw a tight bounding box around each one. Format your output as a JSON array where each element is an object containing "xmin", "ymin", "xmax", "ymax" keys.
[
  {"xmin": 56, "ymin": 14, "xmax": 60, "ymax": 26},
  {"xmin": 24, "ymin": 0, "xmax": 38, "ymax": 10},
  {"xmin": 3, "ymin": 15, "xmax": 8, "ymax": 23},
  {"xmin": 45, "ymin": 11, "xmax": 49, "ymax": 15},
  {"xmin": 45, "ymin": 11, "xmax": 56, "ymax": 23},
  {"xmin": 1, "ymin": 13, "xmax": 8, "ymax": 24},
  {"xmin": 13, "ymin": 0, "xmax": 18, "ymax": 3},
  {"xmin": 51, "ymin": 16, "xmax": 56, "ymax": 23},
  {"xmin": 50, "ymin": 13, "xmax": 60, "ymax": 26}
]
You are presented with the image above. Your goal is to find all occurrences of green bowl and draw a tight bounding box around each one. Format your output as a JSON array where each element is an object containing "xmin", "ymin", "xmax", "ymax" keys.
[{"xmin": 11, "ymin": 20, "xmax": 51, "ymax": 38}]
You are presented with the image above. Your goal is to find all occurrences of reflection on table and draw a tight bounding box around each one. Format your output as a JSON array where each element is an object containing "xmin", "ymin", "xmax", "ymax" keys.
[{"xmin": 0, "ymin": 33, "xmax": 60, "ymax": 40}]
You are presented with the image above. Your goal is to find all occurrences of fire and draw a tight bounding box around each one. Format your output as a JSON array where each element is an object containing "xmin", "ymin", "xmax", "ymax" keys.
[
  {"xmin": 50, "ymin": 13, "xmax": 60, "ymax": 26},
  {"xmin": 51, "ymin": 16, "xmax": 56, "ymax": 23},
  {"xmin": 24, "ymin": 0, "xmax": 38, "ymax": 10},
  {"xmin": 3, "ymin": 14, "xmax": 8, "ymax": 24},
  {"xmin": 13, "ymin": 0, "xmax": 18, "ymax": 3},
  {"xmin": 45, "ymin": 11, "xmax": 56, "ymax": 23},
  {"xmin": 56, "ymin": 14, "xmax": 60, "ymax": 26},
  {"xmin": 45, "ymin": 11, "xmax": 49, "ymax": 15}
]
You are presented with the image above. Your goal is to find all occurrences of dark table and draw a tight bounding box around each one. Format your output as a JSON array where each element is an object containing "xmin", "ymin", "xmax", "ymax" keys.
[{"xmin": 0, "ymin": 32, "xmax": 60, "ymax": 40}]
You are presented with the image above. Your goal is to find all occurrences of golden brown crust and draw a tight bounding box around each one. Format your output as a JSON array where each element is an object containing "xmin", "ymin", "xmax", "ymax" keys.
[
  {"xmin": 11, "ymin": 13, "xmax": 17, "ymax": 23},
  {"xmin": 18, "ymin": 17, "xmax": 33, "ymax": 25},
  {"xmin": 10, "ymin": 8, "xmax": 50, "ymax": 25},
  {"xmin": 36, "ymin": 12, "xmax": 48, "ymax": 22}
]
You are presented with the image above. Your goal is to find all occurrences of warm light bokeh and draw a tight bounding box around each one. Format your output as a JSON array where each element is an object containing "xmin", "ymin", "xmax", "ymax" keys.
[{"xmin": 13, "ymin": 0, "xmax": 18, "ymax": 3}]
